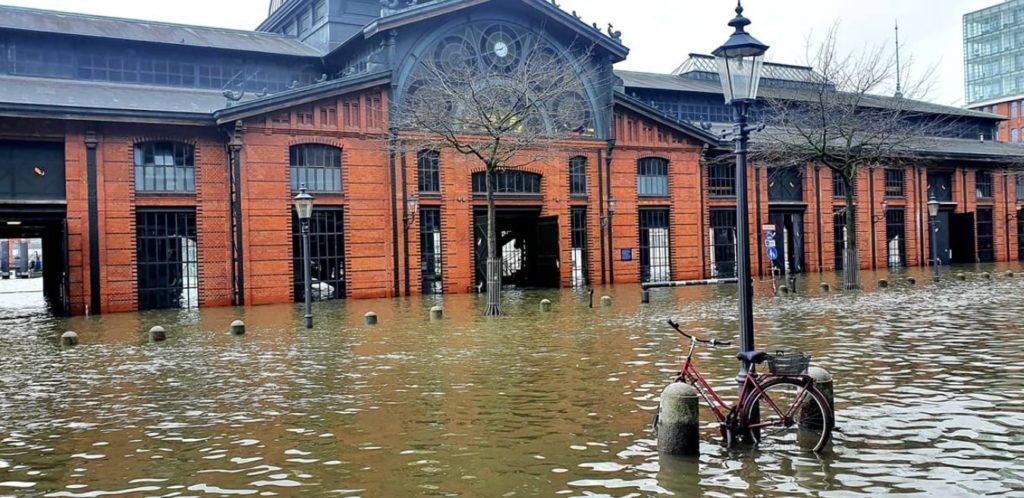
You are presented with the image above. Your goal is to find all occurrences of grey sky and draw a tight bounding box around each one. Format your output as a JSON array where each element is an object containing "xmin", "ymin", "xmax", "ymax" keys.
[{"xmin": 0, "ymin": 0, "xmax": 997, "ymax": 107}]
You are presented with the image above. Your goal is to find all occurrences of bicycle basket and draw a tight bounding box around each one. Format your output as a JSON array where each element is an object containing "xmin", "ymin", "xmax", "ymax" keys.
[{"xmin": 766, "ymin": 351, "xmax": 811, "ymax": 375}]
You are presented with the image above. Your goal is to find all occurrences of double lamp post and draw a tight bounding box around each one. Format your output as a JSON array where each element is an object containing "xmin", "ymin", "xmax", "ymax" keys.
[{"xmin": 713, "ymin": 1, "xmax": 769, "ymax": 382}]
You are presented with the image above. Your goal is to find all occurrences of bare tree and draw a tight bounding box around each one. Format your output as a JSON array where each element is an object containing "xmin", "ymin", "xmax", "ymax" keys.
[
  {"xmin": 754, "ymin": 25, "xmax": 956, "ymax": 289},
  {"xmin": 396, "ymin": 30, "xmax": 601, "ymax": 315}
]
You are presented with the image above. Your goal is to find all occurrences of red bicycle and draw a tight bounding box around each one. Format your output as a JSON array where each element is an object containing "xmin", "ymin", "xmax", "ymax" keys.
[{"xmin": 654, "ymin": 320, "xmax": 834, "ymax": 452}]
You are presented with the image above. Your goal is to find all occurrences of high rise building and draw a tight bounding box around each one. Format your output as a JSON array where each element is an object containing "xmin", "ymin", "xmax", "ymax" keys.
[{"xmin": 964, "ymin": 0, "xmax": 1024, "ymax": 142}]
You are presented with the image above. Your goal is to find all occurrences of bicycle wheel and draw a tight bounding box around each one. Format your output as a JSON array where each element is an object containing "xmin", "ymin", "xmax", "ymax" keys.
[{"xmin": 741, "ymin": 377, "xmax": 833, "ymax": 453}]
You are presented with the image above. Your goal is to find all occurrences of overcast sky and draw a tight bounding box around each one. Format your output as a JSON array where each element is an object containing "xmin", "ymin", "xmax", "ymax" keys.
[{"xmin": 0, "ymin": 0, "xmax": 998, "ymax": 107}]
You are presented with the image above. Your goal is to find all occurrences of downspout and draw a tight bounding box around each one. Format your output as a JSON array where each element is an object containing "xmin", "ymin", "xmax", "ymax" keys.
[
  {"xmin": 605, "ymin": 138, "xmax": 616, "ymax": 284},
  {"xmin": 387, "ymin": 30, "xmax": 400, "ymax": 297},
  {"xmin": 227, "ymin": 121, "xmax": 245, "ymax": 306},
  {"xmin": 918, "ymin": 166, "xmax": 926, "ymax": 266},
  {"xmin": 401, "ymin": 150, "xmax": 411, "ymax": 297},
  {"xmin": 85, "ymin": 130, "xmax": 101, "ymax": 314},
  {"xmin": 698, "ymin": 148, "xmax": 707, "ymax": 279},
  {"xmin": 869, "ymin": 168, "xmax": 877, "ymax": 270},
  {"xmin": 1005, "ymin": 173, "xmax": 1012, "ymax": 261},
  {"xmin": 814, "ymin": 163, "xmax": 823, "ymax": 273},
  {"xmin": 754, "ymin": 163, "xmax": 762, "ymax": 278},
  {"xmin": 597, "ymin": 147, "xmax": 606, "ymax": 284}
]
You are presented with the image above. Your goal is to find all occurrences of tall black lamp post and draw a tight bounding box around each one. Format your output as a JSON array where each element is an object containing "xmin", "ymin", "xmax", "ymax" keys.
[
  {"xmin": 714, "ymin": 1, "xmax": 769, "ymax": 382},
  {"xmin": 928, "ymin": 193, "xmax": 941, "ymax": 281},
  {"xmin": 294, "ymin": 185, "xmax": 315, "ymax": 329}
]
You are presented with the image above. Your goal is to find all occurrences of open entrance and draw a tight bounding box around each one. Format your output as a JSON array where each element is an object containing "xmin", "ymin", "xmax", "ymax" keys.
[
  {"xmin": 768, "ymin": 209, "xmax": 805, "ymax": 274},
  {"xmin": 0, "ymin": 206, "xmax": 70, "ymax": 315},
  {"xmin": 473, "ymin": 207, "xmax": 560, "ymax": 290},
  {"xmin": 950, "ymin": 212, "xmax": 977, "ymax": 264}
]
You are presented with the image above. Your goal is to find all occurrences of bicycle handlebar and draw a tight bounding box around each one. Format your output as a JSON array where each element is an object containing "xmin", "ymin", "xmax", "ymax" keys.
[{"xmin": 667, "ymin": 320, "xmax": 733, "ymax": 347}]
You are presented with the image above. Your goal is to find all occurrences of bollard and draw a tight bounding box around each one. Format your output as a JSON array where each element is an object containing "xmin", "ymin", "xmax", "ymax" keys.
[
  {"xmin": 539, "ymin": 299, "xmax": 552, "ymax": 312},
  {"xmin": 878, "ymin": 279, "xmax": 889, "ymax": 289},
  {"xmin": 364, "ymin": 312, "xmax": 378, "ymax": 325},
  {"xmin": 61, "ymin": 331, "xmax": 79, "ymax": 347},
  {"xmin": 956, "ymin": 273, "xmax": 966, "ymax": 281},
  {"xmin": 819, "ymin": 282, "xmax": 830, "ymax": 293},
  {"xmin": 799, "ymin": 366, "xmax": 835, "ymax": 451},
  {"xmin": 430, "ymin": 306, "xmax": 444, "ymax": 321},
  {"xmin": 601, "ymin": 296, "xmax": 612, "ymax": 307},
  {"xmin": 1006, "ymin": 271, "xmax": 1015, "ymax": 278},
  {"xmin": 588, "ymin": 289, "xmax": 595, "ymax": 309},
  {"xmin": 778, "ymin": 285, "xmax": 789, "ymax": 294},
  {"xmin": 230, "ymin": 320, "xmax": 246, "ymax": 336},
  {"xmin": 641, "ymin": 290, "xmax": 650, "ymax": 304},
  {"xmin": 149, "ymin": 326, "xmax": 166, "ymax": 342},
  {"xmin": 982, "ymin": 272, "xmax": 992, "ymax": 280},
  {"xmin": 656, "ymin": 383, "xmax": 700, "ymax": 457},
  {"xmin": 906, "ymin": 277, "xmax": 916, "ymax": 286},
  {"xmin": 807, "ymin": 366, "xmax": 835, "ymax": 420}
]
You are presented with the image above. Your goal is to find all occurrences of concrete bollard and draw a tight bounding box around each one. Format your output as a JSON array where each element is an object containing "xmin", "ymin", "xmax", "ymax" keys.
[
  {"xmin": 61, "ymin": 331, "xmax": 79, "ymax": 347},
  {"xmin": 878, "ymin": 279, "xmax": 889, "ymax": 289},
  {"xmin": 656, "ymin": 383, "xmax": 700, "ymax": 457},
  {"xmin": 641, "ymin": 290, "xmax": 650, "ymax": 304},
  {"xmin": 982, "ymin": 272, "xmax": 992, "ymax": 280},
  {"xmin": 1006, "ymin": 271, "xmax": 1015, "ymax": 278},
  {"xmin": 539, "ymin": 299, "xmax": 552, "ymax": 312},
  {"xmin": 807, "ymin": 366, "xmax": 835, "ymax": 420},
  {"xmin": 430, "ymin": 306, "xmax": 444, "ymax": 321},
  {"xmin": 364, "ymin": 312, "xmax": 378, "ymax": 325},
  {"xmin": 149, "ymin": 326, "xmax": 166, "ymax": 342},
  {"xmin": 956, "ymin": 273, "xmax": 966, "ymax": 281},
  {"xmin": 230, "ymin": 320, "xmax": 246, "ymax": 336},
  {"xmin": 906, "ymin": 277, "xmax": 916, "ymax": 286},
  {"xmin": 778, "ymin": 285, "xmax": 789, "ymax": 294},
  {"xmin": 799, "ymin": 366, "xmax": 835, "ymax": 450},
  {"xmin": 601, "ymin": 296, "xmax": 612, "ymax": 307},
  {"xmin": 819, "ymin": 282, "xmax": 830, "ymax": 293}
]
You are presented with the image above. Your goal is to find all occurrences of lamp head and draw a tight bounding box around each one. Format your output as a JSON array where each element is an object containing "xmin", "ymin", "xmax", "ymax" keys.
[{"xmin": 713, "ymin": 1, "xmax": 769, "ymax": 104}]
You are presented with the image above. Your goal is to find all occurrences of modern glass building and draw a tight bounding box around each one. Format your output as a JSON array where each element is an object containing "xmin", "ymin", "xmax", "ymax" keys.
[{"xmin": 964, "ymin": 0, "xmax": 1024, "ymax": 106}]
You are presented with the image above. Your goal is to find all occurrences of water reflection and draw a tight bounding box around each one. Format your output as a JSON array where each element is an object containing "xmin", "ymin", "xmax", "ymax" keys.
[{"xmin": 1, "ymin": 264, "xmax": 1023, "ymax": 496}]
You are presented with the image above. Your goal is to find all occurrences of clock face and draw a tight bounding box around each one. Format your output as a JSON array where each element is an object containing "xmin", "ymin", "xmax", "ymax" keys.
[{"xmin": 493, "ymin": 41, "xmax": 509, "ymax": 58}]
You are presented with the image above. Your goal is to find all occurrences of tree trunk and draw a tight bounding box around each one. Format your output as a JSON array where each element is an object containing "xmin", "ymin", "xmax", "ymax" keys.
[
  {"xmin": 842, "ymin": 172, "xmax": 861, "ymax": 289},
  {"xmin": 484, "ymin": 165, "xmax": 503, "ymax": 316}
]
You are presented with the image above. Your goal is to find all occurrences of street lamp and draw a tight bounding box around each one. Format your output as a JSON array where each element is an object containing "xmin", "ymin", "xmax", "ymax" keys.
[
  {"xmin": 294, "ymin": 185, "xmax": 315, "ymax": 329},
  {"xmin": 404, "ymin": 193, "xmax": 419, "ymax": 229},
  {"xmin": 602, "ymin": 196, "xmax": 617, "ymax": 227},
  {"xmin": 714, "ymin": 0, "xmax": 768, "ymax": 382},
  {"xmin": 928, "ymin": 192, "xmax": 941, "ymax": 281}
]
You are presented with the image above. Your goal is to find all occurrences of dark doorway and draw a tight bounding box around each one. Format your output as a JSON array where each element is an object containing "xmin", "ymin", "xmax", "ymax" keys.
[
  {"xmin": 0, "ymin": 206, "xmax": 70, "ymax": 315},
  {"xmin": 292, "ymin": 208, "xmax": 346, "ymax": 302},
  {"xmin": 930, "ymin": 211, "xmax": 952, "ymax": 265},
  {"xmin": 950, "ymin": 212, "xmax": 976, "ymax": 264},
  {"xmin": 708, "ymin": 208, "xmax": 735, "ymax": 279},
  {"xmin": 768, "ymin": 209, "xmax": 805, "ymax": 274},
  {"xmin": 137, "ymin": 209, "xmax": 199, "ymax": 311},
  {"xmin": 473, "ymin": 207, "xmax": 560, "ymax": 290},
  {"xmin": 976, "ymin": 208, "xmax": 994, "ymax": 263},
  {"xmin": 885, "ymin": 208, "xmax": 906, "ymax": 268}
]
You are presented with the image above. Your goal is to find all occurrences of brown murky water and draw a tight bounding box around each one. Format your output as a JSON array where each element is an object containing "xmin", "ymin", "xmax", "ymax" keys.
[{"xmin": 1, "ymin": 266, "xmax": 1023, "ymax": 496}]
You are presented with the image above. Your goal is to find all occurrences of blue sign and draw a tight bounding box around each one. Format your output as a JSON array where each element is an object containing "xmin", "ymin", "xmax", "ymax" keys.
[
  {"xmin": 767, "ymin": 246, "xmax": 779, "ymax": 261},
  {"xmin": 621, "ymin": 248, "xmax": 633, "ymax": 262}
]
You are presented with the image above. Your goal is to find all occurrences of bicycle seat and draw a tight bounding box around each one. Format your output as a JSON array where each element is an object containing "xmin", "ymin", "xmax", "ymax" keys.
[{"xmin": 736, "ymin": 351, "xmax": 767, "ymax": 364}]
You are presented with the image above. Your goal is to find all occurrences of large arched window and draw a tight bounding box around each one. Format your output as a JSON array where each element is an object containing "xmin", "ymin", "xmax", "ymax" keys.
[
  {"xmin": 638, "ymin": 157, "xmax": 669, "ymax": 196},
  {"xmin": 290, "ymin": 144, "xmax": 342, "ymax": 193},
  {"xmin": 472, "ymin": 170, "xmax": 541, "ymax": 195},
  {"xmin": 134, "ymin": 142, "xmax": 195, "ymax": 193}
]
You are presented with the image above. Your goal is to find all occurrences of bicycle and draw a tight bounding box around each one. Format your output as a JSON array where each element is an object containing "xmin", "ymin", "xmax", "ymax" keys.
[{"xmin": 653, "ymin": 320, "xmax": 834, "ymax": 453}]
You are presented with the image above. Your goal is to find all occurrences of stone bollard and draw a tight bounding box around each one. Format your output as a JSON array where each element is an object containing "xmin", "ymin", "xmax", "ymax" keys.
[
  {"xmin": 1006, "ymin": 271, "xmax": 1015, "ymax": 278},
  {"xmin": 641, "ymin": 290, "xmax": 650, "ymax": 304},
  {"xmin": 430, "ymin": 306, "xmax": 444, "ymax": 321},
  {"xmin": 799, "ymin": 366, "xmax": 835, "ymax": 450},
  {"xmin": 656, "ymin": 383, "xmax": 700, "ymax": 457},
  {"xmin": 778, "ymin": 285, "xmax": 789, "ymax": 294},
  {"xmin": 539, "ymin": 299, "xmax": 552, "ymax": 312},
  {"xmin": 230, "ymin": 320, "xmax": 246, "ymax": 336},
  {"xmin": 878, "ymin": 279, "xmax": 889, "ymax": 289},
  {"xmin": 601, "ymin": 296, "xmax": 612, "ymax": 307},
  {"xmin": 819, "ymin": 282, "xmax": 830, "ymax": 293},
  {"xmin": 956, "ymin": 273, "xmax": 966, "ymax": 281},
  {"xmin": 807, "ymin": 366, "xmax": 835, "ymax": 420},
  {"xmin": 906, "ymin": 277, "xmax": 916, "ymax": 286},
  {"xmin": 982, "ymin": 272, "xmax": 992, "ymax": 280},
  {"xmin": 364, "ymin": 312, "xmax": 378, "ymax": 325},
  {"xmin": 61, "ymin": 331, "xmax": 79, "ymax": 347},
  {"xmin": 149, "ymin": 326, "xmax": 166, "ymax": 342}
]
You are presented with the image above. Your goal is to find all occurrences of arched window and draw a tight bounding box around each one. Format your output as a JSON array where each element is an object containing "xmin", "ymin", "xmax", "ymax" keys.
[
  {"xmin": 472, "ymin": 170, "xmax": 541, "ymax": 194},
  {"xmin": 638, "ymin": 157, "xmax": 669, "ymax": 196},
  {"xmin": 290, "ymin": 144, "xmax": 342, "ymax": 193},
  {"xmin": 134, "ymin": 142, "xmax": 195, "ymax": 193},
  {"xmin": 418, "ymin": 150, "xmax": 440, "ymax": 193},
  {"xmin": 569, "ymin": 156, "xmax": 587, "ymax": 195}
]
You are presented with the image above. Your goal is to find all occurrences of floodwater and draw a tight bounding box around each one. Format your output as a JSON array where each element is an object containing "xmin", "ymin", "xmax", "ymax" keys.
[{"xmin": 1, "ymin": 265, "xmax": 1023, "ymax": 497}]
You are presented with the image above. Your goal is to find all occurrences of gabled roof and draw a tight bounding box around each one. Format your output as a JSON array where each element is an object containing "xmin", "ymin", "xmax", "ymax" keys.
[
  {"xmin": 360, "ymin": 0, "xmax": 628, "ymax": 61},
  {"xmin": 614, "ymin": 92, "xmax": 719, "ymax": 146},
  {"xmin": 0, "ymin": 4, "xmax": 321, "ymax": 58},
  {"xmin": 214, "ymin": 70, "xmax": 392, "ymax": 124}
]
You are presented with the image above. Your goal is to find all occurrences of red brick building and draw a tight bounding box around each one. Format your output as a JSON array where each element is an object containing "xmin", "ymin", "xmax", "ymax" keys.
[{"xmin": 0, "ymin": 0, "xmax": 1021, "ymax": 316}]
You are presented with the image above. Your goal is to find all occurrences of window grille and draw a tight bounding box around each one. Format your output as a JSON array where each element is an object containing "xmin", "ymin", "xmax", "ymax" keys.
[
  {"xmin": 977, "ymin": 207, "xmax": 995, "ymax": 262},
  {"xmin": 885, "ymin": 208, "xmax": 906, "ymax": 268},
  {"xmin": 884, "ymin": 168, "xmax": 905, "ymax": 198},
  {"xmin": 292, "ymin": 208, "xmax": 346, "ymax": 302},
  {"xmin": 832, "ymin": 171, "xmax": 848, "ymax": 198},
  {"xmin": 709, "ymin": 208, "xmax": 737, "ymax": 278},
  {"xmin": 472, "ymin": 170, "xmax": 541, "ymax": 194},
  {"xmin": 570, "ymin": 156, "xmax": 587, "ymax": 196},
  {"xmin": 570, "ymin": 207, "xmax": 588, "ymax": 288},
  {"xmin": 639, "ymin": 208, "xmax": 671, "ymax": 283},
  {"xmin": 136, "ymin": 209, "xmax": 199, "ymax": 310},
  {"xmin": 834, "ymin": 207, "xmax": 849, "ymax": 270},
  {"xmin": 420, "ymin": 207, "xmax": 443, "ymax": 294},
  {"xmin": 290, "ymin": 144, "xmax": 342, "ymax": 193},
  {"xmin": 134, "ymin": 142, "xmax": 195, "ymax": 193},
  {"xmin": 976, "ymin": 171, "xmax": 993, "ymax": 199},
  {"xmin": 768, "ymin": 166, "xmax": 803, "ymax": 202},
  {"xmin": 638, "ymin": 158, "xmax": 669, "ymax": 196},
  {"xmin": 418, "ymin": 150, "xmax": 440, "ymax": 194},
  {"xmin": 708, "ymin": 163, "xmax": 736, "ymax": 197}
]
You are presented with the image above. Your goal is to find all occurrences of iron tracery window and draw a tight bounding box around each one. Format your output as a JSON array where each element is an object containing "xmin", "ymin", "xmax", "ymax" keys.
[
  {"xmin": 136, "ymin": 209, "xmax": 199, "ymax": 310},
  {"xmin": 472, "ymin": 170, "xmax": 541, "ymax": 195},
  {"xmin": 418, "ymin": 150, "xmax": 441, "ymax": 194},
  {"xmin": 134, "ymin": 142, "xmax": 195, "ymax": 193},
  {"xmin": 290, "ymin": 144, "xmax": 342, "ymax": 193},
  {"xmin": 638, "ymin": 157, "xmax": 669, "ymax": 196},
  {"xmin": 570, "ymin": 156, "xmax": 587, "ymax": 196}
]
